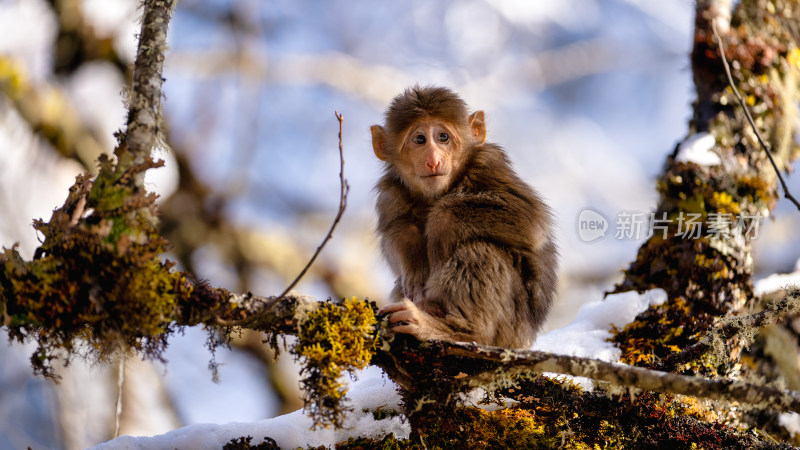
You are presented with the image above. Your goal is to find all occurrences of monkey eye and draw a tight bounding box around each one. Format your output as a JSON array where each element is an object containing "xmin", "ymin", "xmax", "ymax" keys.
[
  {"xmin": 437, "ymin": 132, "xmax": 449, "ymax": 143},
  {"xmin": 412, "ymin": 134, "xmax": 426, "ymax": 145}
]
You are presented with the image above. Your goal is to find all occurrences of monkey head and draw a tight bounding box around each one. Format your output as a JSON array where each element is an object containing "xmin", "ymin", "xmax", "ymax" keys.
[{"xmin": 371, "ymin": 86, "xmax": 487, "ymax": 199}]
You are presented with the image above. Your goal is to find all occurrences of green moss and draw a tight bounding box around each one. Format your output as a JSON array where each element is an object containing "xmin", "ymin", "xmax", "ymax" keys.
[
  {"xmin": 0, "ymin": 157, "xmax": 193, "ymax": 377},
  {"xmin": 414, "ymin": 406, "xmax": 567, "ymax": 449},
  {"xmin": 338, "ymin": 375, "xmax": 787, "ymax": 449},
  {"xmin": 295, "ymin": 297, "xmax": 379, "ymax": 429},
  {"xmin": 330, "ymin": 434, "xmax": 414, "ymax": 450}
]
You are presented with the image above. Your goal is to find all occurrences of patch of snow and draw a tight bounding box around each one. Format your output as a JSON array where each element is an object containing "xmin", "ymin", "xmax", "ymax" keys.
[
  {"xmin": 533, "ymin": 289, "xmax": 667, "ymax": 388},
  {"xmin": 92, "ymin": 366, "xmax": 407, "ymax": 449},
  {"xmin": 534, "ymin": 288, "xmax": 667, "ymax": 361},
  {"xmin": 674, "ymin": 132, "xmax": 720, "ymax": 166},
  {"xmin": 754, "ymin": 269, "xmax": 800, "ymax": 296},
  {"xmin": 779, "ymin": 412, "xmax": 800, "ymax": 437}
]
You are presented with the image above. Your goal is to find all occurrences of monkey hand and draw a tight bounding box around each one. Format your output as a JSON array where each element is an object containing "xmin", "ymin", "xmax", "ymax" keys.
[{"xmin": 379, "ymin": 298, "xmax": 446, "ymax": 342}]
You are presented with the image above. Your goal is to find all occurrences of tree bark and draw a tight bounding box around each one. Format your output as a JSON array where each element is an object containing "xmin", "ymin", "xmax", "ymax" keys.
[{"xmin": 612, "ymin": 0, "xmax": 800, "ymax": 377}]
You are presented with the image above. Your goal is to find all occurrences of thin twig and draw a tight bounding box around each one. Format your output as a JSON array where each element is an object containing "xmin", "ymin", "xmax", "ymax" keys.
[
  {"xmin": 278, "ymin": 112, "xmax": 349, "ymax": 299},
  {"xmin": 712, "ymin": 22, "xmax": 800, "ymax": 212}
]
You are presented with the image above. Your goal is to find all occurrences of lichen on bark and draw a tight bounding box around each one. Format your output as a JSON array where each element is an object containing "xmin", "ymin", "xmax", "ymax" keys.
[{"xmin": 612, "ymin": 0, "xmax": 800, "ymax": 377}]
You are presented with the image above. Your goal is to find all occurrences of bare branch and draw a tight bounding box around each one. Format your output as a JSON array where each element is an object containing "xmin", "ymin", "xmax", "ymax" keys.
[
  {"xmin": 712, "ymin": 22, "xmax": 800, "ymax": 212},
  {"xmin": 114, "ymin": 357, "xmax": 125, "ymax": 438},
  {"xmin": 123, "ymin": 0, "xmax": 176, "ymax": 172},
  {"xmin": 697, "ymin": 0, "xmax": 732, "ymax": 35},
  {"xmin": 278, "ymin": 111, "xmax": 349, "ymax": 299}
]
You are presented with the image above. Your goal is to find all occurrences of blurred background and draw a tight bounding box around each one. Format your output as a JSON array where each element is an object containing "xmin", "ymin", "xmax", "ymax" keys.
[{"xmin": 1, "ymin": 0, "xmax": 799, "ymax": 448}]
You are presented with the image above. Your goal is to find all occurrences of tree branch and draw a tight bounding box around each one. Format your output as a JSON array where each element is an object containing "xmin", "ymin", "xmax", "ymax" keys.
[
  {"xmin": 122, "ymin": 0, "xmax": 176, "ymax": 174},
  {"xmin": 181, "ymin": 285, "xmax": 319, "ymax": 335},
  {"xmin": 278, "ymin": 111, "xmax": 349, "ymax": 299},
  {"xmin": 712, "ymin": 21, "xmax": 800, "ymax": 212},
  {"xmin": 432, "ymin": 339, "xmax": 800, "ymax": 414},
  {"xmin": 656, "ymin": 288, "xmax": 800, "ymax": 372},
  {"xmin": 186, "ymin": 287, "xmax": 800, "ymax": 414}
]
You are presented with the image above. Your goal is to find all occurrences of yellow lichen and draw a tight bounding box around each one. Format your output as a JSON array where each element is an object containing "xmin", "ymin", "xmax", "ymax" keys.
[{"xmin": 294, "ymin": 296, "xmax": 379, "ymax": 428}]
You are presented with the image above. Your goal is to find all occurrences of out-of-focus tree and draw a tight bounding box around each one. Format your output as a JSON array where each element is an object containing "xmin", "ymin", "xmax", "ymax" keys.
[{"xmin": 2, "ymin": 0, "xmax": 800, "ymax": 448}]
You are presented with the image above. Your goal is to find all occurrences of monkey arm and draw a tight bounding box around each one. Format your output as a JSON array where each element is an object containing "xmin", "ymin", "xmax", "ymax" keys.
[
  {"xmin": 424, "ymin": 240, "xmax": 527, "ymax": 347},
  {"xmin": 383, "ymin": 241, "xmax": 528, "ymax": 348},
  {"xmin": 376, "ymin": 179, "xmax": 429, "ymax": 301},
  {"xmin": 379, "ymin": 220, "xmax": 427, "ymax": 301}
]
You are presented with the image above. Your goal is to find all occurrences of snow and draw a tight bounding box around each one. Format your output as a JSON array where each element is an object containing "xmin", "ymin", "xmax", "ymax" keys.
[
  {"xmin": 754, "ymin": 257, "xmax": 800, "ymax": 296},
  {"xmin": 779, "ymin": 412, "xmax": 800, "ymax": 438},
  {"xmin": 674, "ymin": 132, "xmax": 721, "ymax": 166},
  {"xmin": 533, "ymin": 289, "xmax": 667, "ymax": 388},
  {"xmin": 534, "ymin": 288, "xmax": 668, "ymax": 363},
  {"xmin": 6, "ymin": 0, "xmax": 800, "ymax": 447},
  {"xmin": 91, "ymin": 367, "xmax": 408, "ymax": 450},
  {"xmin": 93, "ymin": 289, "xmax": 667, "ymax": 449}
]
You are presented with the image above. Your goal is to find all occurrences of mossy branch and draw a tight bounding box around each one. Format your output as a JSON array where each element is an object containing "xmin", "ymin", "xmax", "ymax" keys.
[
  {"xmin": 180, "ymin": 289, "xmax": 800, "ymax": 418},
  {"xmin": 657, "ymin": 288, "xmax": 800, "ymax": 372},
  {"xmin": 412, "ymin": 339, "xmax": 800, "ymax": 414},
  {"xmin": 713, "ymin": 20, "xmax": 800, "ymax": 212},
  {"xmin": 0, "ymin": 0, "xmax": 179, "ymax": 378}
]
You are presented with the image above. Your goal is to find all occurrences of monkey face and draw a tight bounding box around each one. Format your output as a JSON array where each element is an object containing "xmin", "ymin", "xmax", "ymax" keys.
[
  {"xmin": 370, "ymin": 87, "xmax": 487, "ymax": 201},
  {"xmin": 401, "ymin": 120, "xmax": 462, "ymax": 197}
]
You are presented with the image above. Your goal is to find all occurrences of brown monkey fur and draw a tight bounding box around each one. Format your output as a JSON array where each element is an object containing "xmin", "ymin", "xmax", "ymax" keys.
[{"xmin": 371, "ymin": 85, "xmax": 558, "ymax": 349}]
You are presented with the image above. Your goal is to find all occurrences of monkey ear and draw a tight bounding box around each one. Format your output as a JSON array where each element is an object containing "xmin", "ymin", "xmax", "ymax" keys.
[
  {"xmin": 371, "ymin": 125, "xmax": 390, "ymax": 161},
  {"xmin": 469, "ymin": 111, "xmax": 487, "ymax": 145}
]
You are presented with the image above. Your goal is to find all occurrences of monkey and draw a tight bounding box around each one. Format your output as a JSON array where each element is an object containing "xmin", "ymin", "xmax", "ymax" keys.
[{"xmin": 371, "ymin": 85, "xmax": 558, "ymax": 349}]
